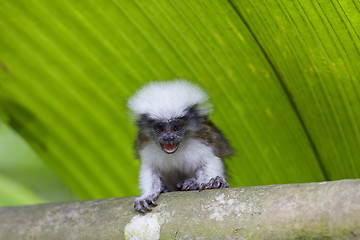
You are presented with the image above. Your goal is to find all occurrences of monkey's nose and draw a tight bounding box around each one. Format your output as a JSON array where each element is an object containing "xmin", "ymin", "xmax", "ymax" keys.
[{"xmin": 163, "ymin": 136, "xmax": 176, "ymax": 142}]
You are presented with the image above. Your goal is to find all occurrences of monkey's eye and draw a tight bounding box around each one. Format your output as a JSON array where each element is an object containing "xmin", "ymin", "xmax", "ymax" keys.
[
  {"xmin": 154, "ymin": 125, "xmax": 164, "ymax": 133},
  {"xmin": 173, "ymin": 124, "xmax": 183, "ymax": 132}
]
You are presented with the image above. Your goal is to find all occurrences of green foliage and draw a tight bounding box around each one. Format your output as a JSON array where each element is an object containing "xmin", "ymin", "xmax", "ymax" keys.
[
  {"xmin": 0, "ymin": 0, "xmax": 359, "ymax": 203},
  {"xmin": 0, "ymin": 173, "xmax": 44, "ymax": 206},
  {"xmin": 0, "ymin": 122, "xmax": 76, "ymax": 205}
]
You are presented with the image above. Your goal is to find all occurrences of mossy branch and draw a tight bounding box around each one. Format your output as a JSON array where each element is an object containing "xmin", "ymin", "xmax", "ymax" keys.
[{"xmin": 0, "ymin": 179, "xmax": 359, "ymax": 239}]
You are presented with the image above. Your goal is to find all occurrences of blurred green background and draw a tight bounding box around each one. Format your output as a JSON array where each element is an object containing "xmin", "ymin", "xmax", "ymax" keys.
[
  {"xmin": 0, "ymin": 122, "xmax": 76, "ymax": 205},
  {"xmin": 0, "ymin": 0, "xmax": 359, "ymax": 206}
]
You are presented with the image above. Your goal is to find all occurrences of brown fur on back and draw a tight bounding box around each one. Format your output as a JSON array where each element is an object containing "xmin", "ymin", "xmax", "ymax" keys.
[
  {"xmin": 195, "ymin": 119, "xmax": 233, "ymax": 158},
  {"xmin": 135, "ymin": 131, "xmax": 149, "ymax": 159}
]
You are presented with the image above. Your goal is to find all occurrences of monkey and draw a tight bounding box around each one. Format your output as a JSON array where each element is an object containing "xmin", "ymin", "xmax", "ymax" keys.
[{"xmin": 127, "ymin": 80, "xmax": 233, "ymax": 213}]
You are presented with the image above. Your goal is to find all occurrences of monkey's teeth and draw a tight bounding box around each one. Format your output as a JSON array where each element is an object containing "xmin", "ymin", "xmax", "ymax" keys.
[{"xmin": 160, "ymin": 143, "xmax": 179, "ymax": 154}]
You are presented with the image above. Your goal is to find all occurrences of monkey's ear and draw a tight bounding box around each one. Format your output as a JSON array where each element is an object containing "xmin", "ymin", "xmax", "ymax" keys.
[
  {"xmin": 184, "ymin": 105, "xmax": 200, "ymax": 118},
  {"xmin": 136, "ymin": 114, "xmax": 155, "ymax": 128},
  {"xmin": 186, "ymin": 100, "xmax": 212, "ymax": 118}
]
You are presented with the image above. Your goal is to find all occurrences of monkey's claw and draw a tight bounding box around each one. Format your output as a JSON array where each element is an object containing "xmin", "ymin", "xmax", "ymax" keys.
[
  {"xmin": 134, "ymin": 193, "xmax": 160, "ymax": 214},
  {"xmin": 177, "ymin": 178, "xmax": 199, "ymax": 191},
  {"xmin": 199, "ymin": 176, "xmax": 229, "ymax": 191},
  {"xmin": 161, "ymin": 185, "xmax": 169, "ymax": 193}
]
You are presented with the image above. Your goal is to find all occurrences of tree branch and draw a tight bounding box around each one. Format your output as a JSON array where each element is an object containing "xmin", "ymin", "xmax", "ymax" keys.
[{"xmin": 0, "ymin": 179, "xmax": 359, "ymax": 239}]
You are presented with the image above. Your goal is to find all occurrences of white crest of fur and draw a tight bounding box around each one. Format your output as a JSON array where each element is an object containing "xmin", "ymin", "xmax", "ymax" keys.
[{"xmin": 128, "ymin": 79, "xmax": 211, "ymax": 120}]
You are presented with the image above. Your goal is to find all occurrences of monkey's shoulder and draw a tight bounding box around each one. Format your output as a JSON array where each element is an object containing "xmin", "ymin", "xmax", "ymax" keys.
[{"xmin": 195, "ymin": 120, "xmax": 234, "ymax": 158}]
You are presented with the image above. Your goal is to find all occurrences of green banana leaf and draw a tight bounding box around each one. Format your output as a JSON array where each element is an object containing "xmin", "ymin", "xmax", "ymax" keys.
[
  {"xmin": 0, "ymin": 0, "xmax": 359, "ymax": 202},
  {"xmin": 0, "ymin": 122, "xmax": 75, "ymax": 204},
  {"xmin": 0, "ymin": 173, "xmax": 44, "ymax": 206}
]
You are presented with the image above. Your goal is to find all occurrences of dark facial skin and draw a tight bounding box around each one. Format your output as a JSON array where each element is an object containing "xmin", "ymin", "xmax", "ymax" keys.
[
  {"xmin": 153, "ymin": 119, "xmax": 185, "ymax": 143},
  {"xmin": 136, "ymin": 105, "xmax": 203, "ymax": 154},
  {"xmin": 153, "ymin": 119, "xmax": 186, "ymax": 154}
]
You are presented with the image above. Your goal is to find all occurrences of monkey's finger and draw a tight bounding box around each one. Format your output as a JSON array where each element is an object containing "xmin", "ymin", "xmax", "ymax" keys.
[
  {"xmin": 140, "ymin": 207, "xmax": 147, "ymax": 214},
  {"xmin": 181, "ymin": 181, "xmax": 191, "ymax": 190},
  {"xmin": 213, "ymin": 176, "xmax": 223, "ymax": 188},
  {"xmin": 199, "ymin": 183, "xmax": 210, "ymax": 191},
  {"xmin": 149, "ymin": 198, "xmax": 157, "ymax": 206},
  {"xmin": 137, "ymin": 208, "xmax": 146, "ymax": 214},
  {"xmin": 161, "ymin": 186, "xmax": 169, "ymax": 193},
  {"xmin": 134, "ymin": 202, "xmax": 146, "ymax": 214},
  {"xmin": 153, "ymin": 193, "xmax": 160, "ymax": 201},
  {"xmin": 207, "ymin": 178, "xmax": 215, "ymax": 189},
  {"xmin": 199, "ymin": 178, "xmax": 214, "ymax": 191},
  {"xmin": 213, "ymin": 179, "xmax": 221, "ymax": 189},
  {"xmin": 199, "ymin": 183, "xmax": 206, "ymax": 191},
  {"xmin": 192, "ymin": 183, "xmax": 200, "ymax": 190},
  {"xmin": 181, "ymin": 184, "xmax": 190, "ymax": 191},
  {"xmin": 218, "ymin": 176, "xmax": 229, "ymax": 188},
  {"xmin": 134, "ymin": 201, "xmax": 140, "ymax": 210},
  {"xmin": 141, "ymin": 200, "xmax": 152, "ymax": 212}
]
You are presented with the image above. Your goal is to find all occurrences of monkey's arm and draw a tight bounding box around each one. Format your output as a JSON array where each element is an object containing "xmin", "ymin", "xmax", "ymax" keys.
[
  {"xmin": 196, "ymin": 156, "xmax": 229, "ymax": 190},
  {"xmin": 134, "ymin": 163, "xmax": 162, "ymax": 213},
  {"xmin": 177, "ymin": 140, "xmax": 229, "ymax": 191},
  {"xmin": 190, "ymin": 120, "xmax": 232, "ymax": 190}
]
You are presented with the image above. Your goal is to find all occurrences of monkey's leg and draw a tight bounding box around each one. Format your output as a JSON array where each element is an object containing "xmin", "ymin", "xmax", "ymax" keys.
[
  {"xmin": 199, "ymin": 176, "xmax": 229, "ymax": 191},
  {"xmin": 134, "ymin": 166, "xmax": 162, "ymax": 213}
]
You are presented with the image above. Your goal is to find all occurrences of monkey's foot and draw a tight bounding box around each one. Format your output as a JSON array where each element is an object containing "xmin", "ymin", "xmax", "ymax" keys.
[
  {"xmin": 177, "ymin": 178, "xmax": 199, "ymax": 191},
  {"xmin": 199, "ymin": 176, "xmax": 229, "ymax": 191},
  {"xmin": 161, "ymin": 185, "xmax": 169, "ymax": 193},
  {"xmin": 134, "ymin": 193, "xmax": 160, "ymax": 214}
]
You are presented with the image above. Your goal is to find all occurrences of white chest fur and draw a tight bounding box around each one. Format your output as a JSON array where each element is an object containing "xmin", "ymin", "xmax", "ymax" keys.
[{"xmin": 139, "ymin": 138, "xmax": 224, "ymax": 185}]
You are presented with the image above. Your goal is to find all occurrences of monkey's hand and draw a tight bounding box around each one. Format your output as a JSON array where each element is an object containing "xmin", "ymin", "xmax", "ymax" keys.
[
  {"xmin": 177, "ymin": 178, "xmax": 199, "ymax": 191},
  {"xmin": 199, "ymin": 176, "xmax": 229, "ymax": 191},
  {"xmin": 134, "ymin": 193, "xmax": 160, "ymax": 214}
]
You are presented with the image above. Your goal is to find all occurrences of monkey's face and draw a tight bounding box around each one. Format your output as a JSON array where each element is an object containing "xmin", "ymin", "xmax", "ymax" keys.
[
  {"xmin": 153, "ymin": 119, "xmax": 186, "ymax": 154},
  {"xmin": 137, "ymin": 106, "xmax": 202, "ymax": 154}
]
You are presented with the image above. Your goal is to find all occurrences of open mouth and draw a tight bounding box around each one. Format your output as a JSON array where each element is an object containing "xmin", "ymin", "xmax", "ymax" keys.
[{"xmin": 160, "ymin": 142, "xmax": 180, "ymax": 154}]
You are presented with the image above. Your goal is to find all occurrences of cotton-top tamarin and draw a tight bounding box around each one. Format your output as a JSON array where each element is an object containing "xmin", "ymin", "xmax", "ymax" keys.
[{"xmin": 128, "ymin": 80, "xmax": 233, "ymax": 213}]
